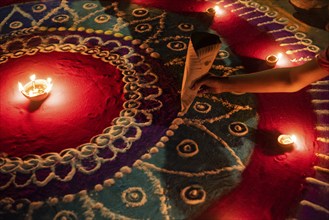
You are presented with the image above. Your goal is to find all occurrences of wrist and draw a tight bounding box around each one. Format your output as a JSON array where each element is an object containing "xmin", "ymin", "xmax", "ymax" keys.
[{"xmin": 218, "ymin": 76, "xmax": 230, "ymax": 93}]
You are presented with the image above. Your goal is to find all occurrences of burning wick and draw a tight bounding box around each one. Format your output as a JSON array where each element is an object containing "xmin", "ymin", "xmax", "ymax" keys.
[
  {"xmin": 18, "ymin": 74, "xmax": 53, "ymax": 102},
  {"xmin": 277, "ymin": 134, "xmax": 297, "ymax": 147},
  {"xmin": 266, "ymin": 53, "xmax": 282, "ymax": 67}
]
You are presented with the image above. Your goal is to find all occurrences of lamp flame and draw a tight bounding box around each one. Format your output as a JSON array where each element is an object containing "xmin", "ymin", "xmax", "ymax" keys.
[
  {"xmin": 45, "ymin": 82, "xmax": 53, "ymax": 93},
  {"xmin": 30, "ymin": 74, "xmax": 36, "ymax": 81},
  {"xmin": 277, "ymin": 53, "xmax": 283, "ymax": 59},
  {"xmin": 18, "ymin": 82, "xmax": 24, "ymax": 92},
  {"xmin": 214, "ymin": 5, "xmax": 224, "ymax": 15},
  {"xmin": 291, "ymin": 134, "xmax": 297, "ymax": 143}
]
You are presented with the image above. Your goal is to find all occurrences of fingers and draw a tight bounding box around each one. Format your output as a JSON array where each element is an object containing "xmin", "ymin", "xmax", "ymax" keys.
[
  {"xmin": 190, "ymin": 74, "xmax": 213, "ymax": 90},
  {"xmin": 198, "ymin": 85, "xmax": 210, "ymax": 94},
  {"xmin": 200, "ymin": 77, "xmax": 226, "ymax": 94},
  {"xmin": 189, "ymin": 74, "xmax": 225, "ymax": 94}
]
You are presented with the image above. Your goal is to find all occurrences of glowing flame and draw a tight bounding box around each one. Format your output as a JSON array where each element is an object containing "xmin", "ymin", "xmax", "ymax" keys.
[
  {"xmin": 214, "ymin": 5, "xmax": 224, "ymax": 15},
  {"xmin": 30, "ymin": 74, "xmax": 36, "ymax": 81},
  {"xmin": 291, "ymin": 134, "xmax": 297, "ymax": 143},
  {"xmin": 277, "ymin": 53, "xmax": 283, "ymax": 60},
  {"xmin": 45, "ymin": 82, "xmax": 53, "ymax": 93},
  {"xmin": 18, "ymin": 82, "xmax": 24, "ymax": 92},
  {"xmin": 291, "ymin": 134, "xmax": 305, "ymax": 151}
]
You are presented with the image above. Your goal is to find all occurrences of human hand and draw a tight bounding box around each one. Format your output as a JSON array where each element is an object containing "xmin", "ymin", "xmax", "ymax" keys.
[{"xmin": 190, "ymin": 73, "xmax": 226, "ymax": 94}]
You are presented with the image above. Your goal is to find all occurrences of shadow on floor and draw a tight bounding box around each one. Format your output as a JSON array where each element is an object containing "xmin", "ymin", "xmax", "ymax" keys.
[{"xmin": 291, "ymin": 3, "xmax": 329, "ymax": 31}]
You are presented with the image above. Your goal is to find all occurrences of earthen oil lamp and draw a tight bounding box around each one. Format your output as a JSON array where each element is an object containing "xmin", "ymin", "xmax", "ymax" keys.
[
  {"xmin": 266, "ymin": 53, "xmax": 282, "ymax": 67},
  {"xmin": 206, "ymin": 6, "xmax": 223, "ymax": 16},
  {"xmin": 18, "ymin": 74, "xmax": 53, "ymax": 102},
  {"xmin": 206, "ymin": 7, "xmax": 216, "ymax": 16},
  {"xmin": 277, "ymin": 134, "xmax": 297, "ymax": 148}
]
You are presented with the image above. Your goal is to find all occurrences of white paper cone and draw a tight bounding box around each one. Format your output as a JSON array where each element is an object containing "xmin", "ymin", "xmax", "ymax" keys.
[{"xmin": 180, "ymin": 32, "xmax": 221, "ymax": 115}]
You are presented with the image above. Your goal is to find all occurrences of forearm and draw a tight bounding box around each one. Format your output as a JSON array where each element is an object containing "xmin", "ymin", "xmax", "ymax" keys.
[
  {"xmin": 193, "ymin": 58, "xmax": 328, "ymax": 94},
  {"xmin": 220, "ymin": 59, "xmax": 328, "ymax": 93},
  {"xmin": 220, "ymin": 68, "xmax": 295, "ymax": 93}
]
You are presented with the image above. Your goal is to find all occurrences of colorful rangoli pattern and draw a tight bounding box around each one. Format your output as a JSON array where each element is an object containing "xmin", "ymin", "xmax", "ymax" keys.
[{"xmin": 0, "ymin": 0, "xmax": 325, "ymax": 219}]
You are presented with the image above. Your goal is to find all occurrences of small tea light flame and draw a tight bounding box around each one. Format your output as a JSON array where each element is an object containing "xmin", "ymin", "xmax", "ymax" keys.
[
  {"xmin": 277, "ymin": 53, "xmax": 283, "ymax": 60},
  {"xmin": 214, "ymin": 6, "xmax": 223, "ymax": 15},
  {"xmin": 30, "ymin": 74, "xmax": 36, "ymax": 81},
  {"xmin": 278, "ymin": 134, "xmax": 297, "ymax": 147},
  {"xmin": 18, "ymin": 82, "xmax": 24, "ymax": 91},
  {"xmin": 45, "ymin": 78, "xmax": 53, "ymax": 93},
  {"xmin": 18, "ymin": 74, "xmax": 53, "ymax": 101}
]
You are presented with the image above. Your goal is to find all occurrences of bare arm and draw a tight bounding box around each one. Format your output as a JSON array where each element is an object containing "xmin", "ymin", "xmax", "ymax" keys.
[{"xmin": 192, "ymin": 58, "xmax": 329, "ymax": 94}]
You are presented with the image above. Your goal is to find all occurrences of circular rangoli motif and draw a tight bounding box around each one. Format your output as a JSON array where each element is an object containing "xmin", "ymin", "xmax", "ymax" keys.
[
  {"xmin": 83, "ymin": 2, "xmax": 98, "ymax": 10},
  {"xmin": 121, "ymin": 187, "xmax": 147, "ymax": 207},
  {"xmin": 167, "ymin": 41, "xmax": 187, "ymax": 51},
  {"xmin": 54, "ymin": 210, "xmax": 78, "ymax": 220},
  {"xmin": 176, "ymin": 139, "xmax": 199, "ymax": 158},
  {"xmin": 0, "ymin": 29, "xmax": 175, "ymax": 195},
  {"xmin": 52, "ymin": 14, "xmax": 70, "ymax": 23},
  {"xmin": 32, "ymin": 4, "xmax": 47, "ymax": 13},
  {"xmin": 135, "ymin": 23, "xmax": 152, "ymax": 33},
  {"xmin": 217, "ymin": 50, "xmax": 229, "ymax": 59},
  {"xmin": 9, "ymin": 21, "xmax": 23, "ymax": 29},
  {"xmin": 180, "ymin": 185, "xmax": 206, "ymax": 205},
  {"xmin": 193, "ymin": 102, "xmax": 211, "ymax": 113},
  {"xmin": 132, "ymin": 8, "xmax": 149, "ymax": 17},
  {"xmin": 228, "ymin": 122, "xmax": 249, "ymax": 136},
  {"xmin": 178, "ymin": 23, "xmax": 194, "ymax": 32},
  {"xmin": 94, "ymin": 14, "xmax": 111, "ymax": 23}
]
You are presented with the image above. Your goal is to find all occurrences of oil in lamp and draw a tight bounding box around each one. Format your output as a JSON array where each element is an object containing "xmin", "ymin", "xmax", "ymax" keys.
[{"xmin": 18, "ymin": 74, "xmax": 53, "ymax": 102}]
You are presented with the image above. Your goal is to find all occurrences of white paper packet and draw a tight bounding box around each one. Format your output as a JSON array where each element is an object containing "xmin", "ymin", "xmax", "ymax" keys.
[{"xmin": 179, "ymin": 32, "xmax": 221, "ymax": 115}]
